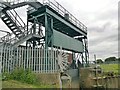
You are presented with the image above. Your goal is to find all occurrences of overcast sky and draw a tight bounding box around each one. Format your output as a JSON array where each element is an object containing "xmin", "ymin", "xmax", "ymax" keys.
[
  {"xmin": 0, "ymin": 0, "xmax": 119, "ymax": 61},
  {"xmin": 57, "ymin": 0, "xmax": 119, "ymax": 61}
]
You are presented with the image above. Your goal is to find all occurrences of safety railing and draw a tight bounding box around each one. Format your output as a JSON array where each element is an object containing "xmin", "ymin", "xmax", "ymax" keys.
[
  {"xmin": 6, "ymin": 9, "xmax": 26, "ymax": 32},
  {"xmin": 0, "ymin": 33, "xmax": 11, "ymax": 42},
  {"xmin": 1, "ymin": 46, "xmax": 58, "ymax": 73},
  {"xmin": 0, "ymin": 23, "xmax": 44, "ymax": 46},
  {"xmin": 8, "ymin": 0, "xmax": 87, "ymax": 32},
  {"xmin": 0, "ymin": 0, "xmax": 87, "ymax": 46},
  {"xmin": 43, "ymin": 0, "xmax": 87, "ymax": 32},
  {"xmin": 8, "ymin": 0, "xmax": 38, "ymax": 5}
]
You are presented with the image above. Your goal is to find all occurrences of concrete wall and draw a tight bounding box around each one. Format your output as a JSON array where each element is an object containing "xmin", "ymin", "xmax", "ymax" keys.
[
  {"xmin": 79, "ymin": 68, "xmax": 93, "ymax": 88},
  {"xmin": 67, "ymin": 69, "xmax": 79, "ymax": 78},
  {"xmin": 35, "ymin": 68, "xmax": 119, "ymax": 89},
  {"xmin": 62, "ymin": 69, "xmax": 79, "ymax": 88},
  {"xmin": 79, "ymin": 68, "xmax": 119, "ymax": 89},
  {"xmin": 35, "ymin": 69, "xmax": 80, "ymax": 88},
  {"xmin": 35, "ymin": 73, "xmax": 60, "ymax": 88},
  {"xmin": 105, "ymin": 76, "xmax": 119, "ymax": 88}
]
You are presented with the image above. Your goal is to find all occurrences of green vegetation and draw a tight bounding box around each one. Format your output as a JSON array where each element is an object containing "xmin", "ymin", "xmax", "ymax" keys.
[
  {"xmin": 100, "ymin": 64, "xmax": 119, "ymax": 75},
  {"xmin": 2, "ymin": 67, "xmax": 57, "ymax": 88},
  {"xmin": 104, "ymin": 57, "xmax": 116, "ymax": 63},
  {"xmin": 94, "ymin": 59, "xmax": 103, "ymax": 64},
  {"xmin": 92, "ymin": 56, "xmax": 119, "ymax": 75},
  {"xmin": 3, "ymin": 68, "xmax": 37, "ymax": 84},
  {"xmin": 0, "ymin": 74, "xmax": 2, "ymax": 80},
  {"xmin": 93, "ymin": 56, "xmax": 120, "ymax": 64},
  {"xmin": 2, "ymin": 80, "xmax": 55, "ymax": 88}
]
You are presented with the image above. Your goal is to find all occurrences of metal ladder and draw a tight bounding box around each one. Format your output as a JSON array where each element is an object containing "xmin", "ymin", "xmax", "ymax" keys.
[
  {"xmin": 0, "ymin": 1, "xmax": 26, "ymax": 39},
  {"xmin": 0, "ymin": 0, "xmax": 42, "ymax": 46},
  {"xmin": 1, "ymin": 10, "xmax": 25, "ymax": 39}
]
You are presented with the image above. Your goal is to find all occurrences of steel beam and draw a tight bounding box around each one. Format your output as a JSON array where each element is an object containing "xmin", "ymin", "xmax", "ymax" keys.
[{"xmin": 46, "ymin": 8, "xmax": 87, "ymax": 37}]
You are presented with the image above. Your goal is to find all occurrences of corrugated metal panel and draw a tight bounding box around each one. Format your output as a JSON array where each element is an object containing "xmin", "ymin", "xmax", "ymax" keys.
[{"xmin": 53, "ymin": 30, "xmax": 84, "ymax": 52}]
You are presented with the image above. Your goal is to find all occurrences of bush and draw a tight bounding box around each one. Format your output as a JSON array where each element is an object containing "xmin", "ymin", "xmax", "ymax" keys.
[
  {"xmin": 2, "ymin": 72, "xmax": 11, "ymax": 81},
  {"xmin": 3, "ymin": 67, "xmax": 37, "ymax": 84},
  {"xmin": 11, "ymin": 67, "xmax": 24, "ymax": 81},
  {"xmin": 25, "ymin": 73, "xmax": 36, "ymax": 84}
]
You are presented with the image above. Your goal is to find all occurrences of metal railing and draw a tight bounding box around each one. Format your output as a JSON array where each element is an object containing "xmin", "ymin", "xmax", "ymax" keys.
[
  {"xmin": 7, "ymin": 0, "xmax": 87, "ymax": 32},
  {"xmin": 6, "ymin": 9, "xmax": 26, "ymax": 32},
  {"xmin": 8, "ymin": 0, "xmax": 38, "ymax": 5},
  {"xmin": 0, "ymin": 11, "xmax": 26, "ymax": 45},
  {"xmin": 43, "ymin": 0, "xmax": 87, "ymax": 32},
  {"xmin": 1, "ymin": 46, "xmax": 58, "ymax": 73},
  {"xmin": 0, "ymin": 23, "xmax": 43, "ymax": 46},
  {"xmin": 0, "ymin": 0, "xmax": 87, "ymax": 46}
]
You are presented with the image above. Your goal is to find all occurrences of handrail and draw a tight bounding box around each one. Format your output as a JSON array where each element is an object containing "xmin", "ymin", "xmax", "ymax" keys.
[
  {"xmin": 0, "ymin": 23, "xmax": 40, "ymax": 44},
  {"xmin": 8, "ymin": 0, "xmax": 87, "ymax": 32},
  {"xmin": 4, "ymin": 0, "xmax": 87, "ymax": 32},
  {"xmin": 13, "ymin": 9, "xmax": 26, "ymax": 27},
  {"xmin": 7, "ymin": 10, "xmax": 26, "ymax": 32},
  {"xmin": 43, "ymin": 0, "xmax": 87, "ymax": 32},
  {"xmin": 0, "ymin": 32, "xmax": 13, "ymax": 43},
  {"xmin": 9, "ymin": 0, "xmax": 37, "ymax": 5},
  {"xmin": 0, "ymin": 0, "xmax": 87, "ymax": 46}
]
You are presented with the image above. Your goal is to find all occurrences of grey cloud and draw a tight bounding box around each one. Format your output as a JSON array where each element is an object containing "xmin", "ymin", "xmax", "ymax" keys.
[{"xmin": 97, "ymin": 9, "xmax": 118, "ymax": 21}]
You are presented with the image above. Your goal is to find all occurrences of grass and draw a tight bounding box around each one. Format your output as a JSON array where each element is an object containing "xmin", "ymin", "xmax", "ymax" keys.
[
  {"xmin": 2, "ymin": 64, "xmax": 119, "ymax": 88},
  {"xmin": 2, "ymin": 80, "xmax": 56, "ymax": 88},
  {"xmin": 0, "ymin": 74, "xmax": 2, "ymax": 80},
  {"xmin": 100, "ymin": 64, "xmax": 119, "ymax": 74},
  {"xmin": 2, "ymin": 67, "xmax": 58, "ymax": 88}
]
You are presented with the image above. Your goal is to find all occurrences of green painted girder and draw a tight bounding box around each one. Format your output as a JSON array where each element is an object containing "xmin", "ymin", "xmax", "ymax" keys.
[
  {"xmin": 53, "ymin": 29, "xmax": 84, "ymax": 53},
  {"xmin": 28, "ymin": 5, "xmax": 87, "ymax": 38}
]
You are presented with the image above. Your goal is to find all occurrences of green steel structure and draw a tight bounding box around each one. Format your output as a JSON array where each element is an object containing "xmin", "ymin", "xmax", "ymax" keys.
[{"xmin": 0, "ymin": 0, "xmax": 89, "ymax": 73}]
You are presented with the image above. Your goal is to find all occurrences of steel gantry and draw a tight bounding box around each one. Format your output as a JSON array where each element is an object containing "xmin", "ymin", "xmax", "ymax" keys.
[{"xmin": 0, "ymin": 0, "xmax": 89, "ymax": 73}]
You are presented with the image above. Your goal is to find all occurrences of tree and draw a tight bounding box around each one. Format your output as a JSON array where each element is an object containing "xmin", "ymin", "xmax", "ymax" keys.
[
  {"xmin": 118, "ymin": 58, "xmax": 120, "ymax": 61},
  {"xmin": 116, "ymin": 58, "xmax": 120, "ymax": 63},
  {"xmin": 97, "ymin": 59, "xmax": 103, "ymax": 64},
  {"xmin": 104, "ymin": 57, "xmax": 116, "ymax": 63},
  {"xmin": 93, "ymin": 59, "xmax": 103, "ymax": 64}
]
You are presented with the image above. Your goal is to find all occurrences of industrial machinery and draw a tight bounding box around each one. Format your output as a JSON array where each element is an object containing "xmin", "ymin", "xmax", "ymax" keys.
[{"xmin": 0, "ymin": 0, "xmax": 89, "ymax": 79}]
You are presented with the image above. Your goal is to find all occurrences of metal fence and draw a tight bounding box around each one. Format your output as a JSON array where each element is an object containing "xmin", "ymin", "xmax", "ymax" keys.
[{"xmin": 0, "ymin": 46, "xmax": 58, "ymax": 73}]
